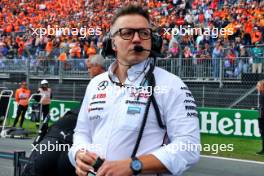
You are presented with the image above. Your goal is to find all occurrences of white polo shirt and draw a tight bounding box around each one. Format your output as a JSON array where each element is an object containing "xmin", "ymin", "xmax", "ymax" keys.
[{"xmin": 68, "ymin": 59, "xmax": 200, "ymax": 176}]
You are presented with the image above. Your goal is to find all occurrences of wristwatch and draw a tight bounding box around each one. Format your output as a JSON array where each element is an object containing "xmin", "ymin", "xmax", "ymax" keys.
[{"xmin": 130, "ymin": 157, "xmax": 143, "ymax": 175}]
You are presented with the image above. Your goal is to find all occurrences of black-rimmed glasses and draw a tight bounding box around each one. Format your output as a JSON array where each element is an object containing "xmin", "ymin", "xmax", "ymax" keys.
[{"xmin": 112, "ymin": 28, "xmax": 152, "ymax": 40}]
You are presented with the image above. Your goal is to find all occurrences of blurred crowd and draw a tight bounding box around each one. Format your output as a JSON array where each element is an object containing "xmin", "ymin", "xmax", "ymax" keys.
[{"xmin": 0, "ymin": 0, "xmax": 263, "ymax": 78}]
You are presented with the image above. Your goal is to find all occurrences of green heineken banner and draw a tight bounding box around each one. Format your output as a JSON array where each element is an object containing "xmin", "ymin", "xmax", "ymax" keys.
[
  {"xmin": 6, "ymin": 100, "xmax": 261, "ymax": 139},
  {"xmin": 199, "ymin": 107, "xmax": 260, "ymax": 139},
  {"xmin": 7, "ymin": 99, "xmax": 80, "ymax": 122}
]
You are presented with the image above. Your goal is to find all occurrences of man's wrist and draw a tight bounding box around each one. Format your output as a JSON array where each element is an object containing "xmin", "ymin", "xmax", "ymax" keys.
[{"xmin": 130, "ymin": 157, "xmax": 143, "ymax": 175}]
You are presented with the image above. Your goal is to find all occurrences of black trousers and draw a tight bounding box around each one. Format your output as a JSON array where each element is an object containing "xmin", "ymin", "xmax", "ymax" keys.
[
  {"xmin": 22, "ymin": 109, "xmax": 79, "ymax": 176},
  {"xmin": 13, "ymin": 105, "xmax": 28, "ymax": 128},
  {"xmin": 42, "ymin": 104, "xmax": 50, "ymax": 119},
  {"xmin": 0, "ymin": 96, "xmax": 9, "ymax": 118},
  {"xmin": 23, "ymin": 137, "xmax": 76, "ymax": 176}
]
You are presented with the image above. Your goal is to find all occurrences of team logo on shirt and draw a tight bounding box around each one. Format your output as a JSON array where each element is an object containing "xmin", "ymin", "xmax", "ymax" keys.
[
  {"xmin": 92, "ymin": 93, "xmax": 107, "ymax": 100},
  {"xmin": 90, "ymin": 101, "xmax": 106, "ymax": 106},
  {"xmin": 88, "ymin": 107, "xmax": 104, "ymax": 112},
  {"xmin": 127, "ymin": 106, "xmax": 141, "ymax": 114},
  {"xmin": 181, "ymin": 86, "xmax": 197, "ymax": 118},
  {"xmin": 97, "ymin": 80, "xmax": 109, "ymax": 90},
  {"xmin": 130, "ymin": 92, "xmax": 150, "ymax": 99},
  {"xmin": 89, "ymin": 115, "xmax": 101, "ymax": 120}
]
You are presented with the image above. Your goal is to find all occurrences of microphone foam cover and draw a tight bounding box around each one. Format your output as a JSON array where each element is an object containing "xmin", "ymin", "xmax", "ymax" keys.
[{"xmin": 134, "ymin": 45, "xmax": 144, "ymax": 52}]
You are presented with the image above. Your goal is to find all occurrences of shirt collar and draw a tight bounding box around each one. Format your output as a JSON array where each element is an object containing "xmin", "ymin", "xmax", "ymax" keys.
[{"xmin": 108, "ymin": 59, "xmax": 151, "ymax": 85}]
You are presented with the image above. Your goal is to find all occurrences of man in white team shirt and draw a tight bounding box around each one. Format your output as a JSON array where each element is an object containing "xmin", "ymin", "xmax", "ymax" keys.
[
  {"xmin": 69, "ymin": 5, "xmax": 200, "ymax": 176},
  {"xmin": 38, "ymin": 79, "xmax": 52, "ymax": 118}
]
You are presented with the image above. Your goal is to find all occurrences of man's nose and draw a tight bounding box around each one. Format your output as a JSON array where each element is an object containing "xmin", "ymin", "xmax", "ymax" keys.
[{"xmin": 132, "ymin": 32, "xmax": 141, "ymax": 43}]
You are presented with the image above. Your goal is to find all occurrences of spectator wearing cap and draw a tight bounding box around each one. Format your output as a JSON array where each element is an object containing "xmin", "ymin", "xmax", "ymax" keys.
[{"xmin": 38, "ymin": 80, "xmax": 52, "ymax": 119}]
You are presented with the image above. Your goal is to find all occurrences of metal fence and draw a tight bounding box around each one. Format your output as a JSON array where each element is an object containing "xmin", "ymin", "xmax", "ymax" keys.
[
  {"xmin": 0, "ymin": 57, "xmax": 260, "ymax": 81},
  {"xmin": 156, "ymin": 57, "xmax": 254, "ymax": 81},
  {"xmin": 0, "ymin": 57, "xmax": 261, "ymax": 109},
  {"xmin": 188, "ymin": 82, "xmax": 258, "ymax": 109}
]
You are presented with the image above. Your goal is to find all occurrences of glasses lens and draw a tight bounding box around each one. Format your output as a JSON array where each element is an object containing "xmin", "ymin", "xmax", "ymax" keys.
[
  {"xmin": 119, "ymin": 28, "xmax": 151, "ymax": 40},
  {"xmin": 139, "ymin": 29, "xmax": 151, "ymax": 40},
  {"xmin": 119, "ymin": 29, "xmax": 134, "ymax": 40}
]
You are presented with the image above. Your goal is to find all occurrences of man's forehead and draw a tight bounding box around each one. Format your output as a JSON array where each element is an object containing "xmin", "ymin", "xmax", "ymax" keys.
[{"xmin": 113, "ymin": 14, "xmax": 150, "ymax": 28}]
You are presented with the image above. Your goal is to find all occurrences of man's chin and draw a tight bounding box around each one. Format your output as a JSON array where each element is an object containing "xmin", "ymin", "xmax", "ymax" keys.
[
  {"xmin": 128, "ymin": 55, "xmax": 147, "ymax": 62},
  {"xmin": 127, "ymin": 58, "xmax": 145, "ymax": 65}
]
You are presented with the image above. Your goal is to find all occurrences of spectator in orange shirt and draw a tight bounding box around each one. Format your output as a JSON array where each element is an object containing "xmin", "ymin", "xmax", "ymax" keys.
[
  {"xmin": 243, "ymin": 19, "xmax": 253, "ymax": 45},
  {"xmin": 45, "ymin": 38, "xmax": 53, "ymax": 57},
  {"xmin": 86, "ymin": 41, "xmax": 97, "ymax": 58},
  {"xmin": 13, "ymin": 81, "xmax": 31, "ymax": 128},
  {"xmin": 70, "ymin": 43, "xmax": 81, "ymax": 59},
  {"xmin": 251, "ymin": 27, "xmax": 262, "ymax": 44}
]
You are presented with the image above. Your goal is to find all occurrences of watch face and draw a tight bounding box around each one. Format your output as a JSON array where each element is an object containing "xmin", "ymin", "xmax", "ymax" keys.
[{"xmin": 132, "ymin": 160, "xmax": 142, "ymax": 171}]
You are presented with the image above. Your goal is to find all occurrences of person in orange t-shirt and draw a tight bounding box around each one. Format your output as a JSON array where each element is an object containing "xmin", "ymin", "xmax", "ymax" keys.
[
  {"xmin": 86, "ymin": 41, "xmax": 97, "ymax": 58},
  {"xmin": 70, "ymin": 43, "xmax": 81, "ymax": 59},
  {"xmin": 5, "ymin": 24, "xmax": 12, "ymax": 33},
  {"xmin": 46, "ymin": 38, "xmax": 53, "ymax": 54},
  {"xmin": 244, "ymin": 21, "xmax": 253, "ymax": 34},
  {"xmin": 13, "ymin": 81, "xmax": 31, "ymax": 128},
  {"xmin": 251, "ymin": 27, "xmax": 262, "ymax": 44},
  {"xmin": 17, "ymin": 40, "xmax": 25, "ymax": 56}
]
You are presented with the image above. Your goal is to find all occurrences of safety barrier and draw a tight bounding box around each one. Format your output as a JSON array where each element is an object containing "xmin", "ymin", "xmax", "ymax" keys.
[
  {"xmin": 0, "ymin": 57, "xmax": 260, "ymax": 81},
  {"xmin": 0, "ymin": 151, "xmax": 30, "ymax": 176}
]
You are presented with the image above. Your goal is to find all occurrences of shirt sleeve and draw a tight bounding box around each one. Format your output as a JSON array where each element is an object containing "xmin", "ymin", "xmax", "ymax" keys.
[
  {"xmin": 151, "ymin": 79, "xmax": 200, "ymax": 176},
  {"xmin": 15, "ymin": 89, "xmax": 19, "ymax": 102},
  {"xmin": 68, "ymin": 84, "xmax": 93, "ymax": 167}
]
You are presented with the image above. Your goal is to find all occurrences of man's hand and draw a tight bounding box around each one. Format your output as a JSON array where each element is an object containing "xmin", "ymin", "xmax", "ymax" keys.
[
  {"xmin": 75, "ymin": 150, "xmax": 97, "ymax": 176},
  {"xmin": 96, "ymin": 159, "xmax": 133, "ymax": 176}
]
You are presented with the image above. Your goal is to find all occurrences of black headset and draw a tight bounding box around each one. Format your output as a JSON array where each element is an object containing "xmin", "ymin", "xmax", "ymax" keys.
[{"xmin": 101, "ymin": 32, "xmax": 163, "ymax": 57}]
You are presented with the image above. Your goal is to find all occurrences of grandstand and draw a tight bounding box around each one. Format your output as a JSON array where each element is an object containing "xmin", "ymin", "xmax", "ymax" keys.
[{"xmin": 0, "ymin": 0, "xmax": 263, "ymax": 108}]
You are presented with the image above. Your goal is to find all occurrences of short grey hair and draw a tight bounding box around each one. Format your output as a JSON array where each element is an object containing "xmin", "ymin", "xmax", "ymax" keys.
[{"xmin": 90, "ymin": 54, "xmax": 105, "ymax": 67}]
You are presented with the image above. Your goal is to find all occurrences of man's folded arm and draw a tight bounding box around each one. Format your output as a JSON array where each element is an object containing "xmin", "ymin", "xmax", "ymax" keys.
[{"xmin": 68, "ymin": 85, "xmax": 93, "ymax": 167}]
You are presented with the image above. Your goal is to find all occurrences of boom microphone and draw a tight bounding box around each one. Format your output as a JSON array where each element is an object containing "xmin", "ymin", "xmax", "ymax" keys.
[
  {"xmin": 133, "ymin": 45, "xmax": 159, "ymax": 58},
  {"xmin": 134, "ymin": 45, "xmax": 151, "ymax": 52},
  {"xmin": 116, "ymin": 45, "xmax": 155, "ymax": 67}
]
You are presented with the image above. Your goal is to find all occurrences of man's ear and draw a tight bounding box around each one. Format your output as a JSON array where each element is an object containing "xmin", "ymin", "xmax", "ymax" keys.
[{"xmin": 112, "ymin": 39, "xmax": 117, "ymax": 51}]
